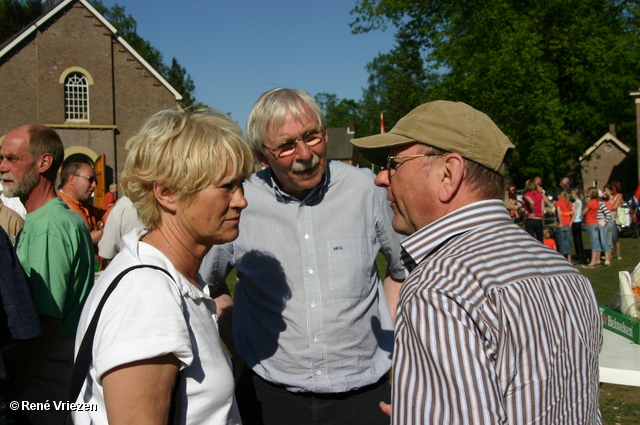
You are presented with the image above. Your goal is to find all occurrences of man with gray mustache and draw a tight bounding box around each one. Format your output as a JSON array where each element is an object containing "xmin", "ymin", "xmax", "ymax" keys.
[{"xmin": 201, "ymin": 88, "xmax": 405, "ymax": 425}]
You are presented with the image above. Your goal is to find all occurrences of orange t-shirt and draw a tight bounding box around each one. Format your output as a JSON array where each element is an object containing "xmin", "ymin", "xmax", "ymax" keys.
[
  {"xmin": 584, "ymin": 198, "xmax": 599, "ymax": 226},
  {"xmin": 543, "ymin": 238, "xmax": 557, "ymax": 251},
  {"xmin": 556, "ymin": 200, "xmax": 573, "ymax": 226}
]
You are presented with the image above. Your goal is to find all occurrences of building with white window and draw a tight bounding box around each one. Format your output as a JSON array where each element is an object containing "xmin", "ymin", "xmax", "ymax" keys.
[{"xmin": 0, "ymin": 0, "xmax": 182, "ymax": 208}]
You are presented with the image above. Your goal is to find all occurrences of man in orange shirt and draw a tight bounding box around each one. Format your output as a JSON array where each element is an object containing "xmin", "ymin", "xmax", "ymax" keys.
[
  {"xmin": 57, "ymin": 162, "xmax": 106, "ymax": 247},
  {"xmin": 105, "ymin": 183, "xmax": 118, "ymax": 210}
]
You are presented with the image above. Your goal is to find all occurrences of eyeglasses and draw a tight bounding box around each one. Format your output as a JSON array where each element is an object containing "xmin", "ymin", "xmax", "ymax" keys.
[
  {"xmin": 74, "ymin": 174, "xmax": 97, "ymax": 184},
  {"xmin": 0, "ymin": 151, "xmax": 29, "ymax": 164},
  {"xmin": 386, "ymin": 154, "xmax": 444, "ymax": 177},
  {"xmin": 263, "ymin": 129, "xmax": 325, "ymax": 159}
]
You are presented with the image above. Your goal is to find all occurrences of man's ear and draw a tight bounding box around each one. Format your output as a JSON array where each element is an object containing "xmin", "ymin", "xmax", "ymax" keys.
[
  {"xmin": 255, "ymin": 150, "xmax": 271, "ymax": 168},
  {"xmin": 153, "ymin": 183, "xmax": 177, "ymax": 213},
  {"xmin": 438, "ymin": 153, "xmax": 465, "ymax": 203},
  {"xmin": 37, "ymin": 153, "xmax": 53, "ymax": 175}
]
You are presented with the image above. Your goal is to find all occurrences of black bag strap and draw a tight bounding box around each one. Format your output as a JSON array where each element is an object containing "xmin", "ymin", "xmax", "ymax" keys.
[{"xmin": 65, "ymin": 264, "xmax": 183, "ymax": 425}]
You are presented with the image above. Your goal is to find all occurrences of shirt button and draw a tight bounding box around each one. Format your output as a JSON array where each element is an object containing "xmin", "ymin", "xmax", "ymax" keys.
[
  {"xmin": 313, "ymin": 337, "xmax": 319, "ymax": 343},
  {"xmin": 307, "ymin": 268, "xmax": 313, "ymax": 274},
  {"xmin": 304, "ymin": 234, "xmax": 310, "ymax": 240},
  {"xmin": 316, "ymin": 370, "xmax": 322, "ymax": 376},
  {"xmin": 310, "ymin": 302, "xmax": 316, "ymax": 308}
]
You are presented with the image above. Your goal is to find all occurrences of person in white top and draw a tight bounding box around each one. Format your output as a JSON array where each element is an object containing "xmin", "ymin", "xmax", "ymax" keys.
[
  {"xmin": 74, "ymin": 108, "xmax": 253, "ymax": 424},
  {"xmin": 0, "ymin": 181, "xmax": 26, "ymax": 219},
  {"xmin": 97, "ymin": 195, "xmax": 143, "ymax": 260}
]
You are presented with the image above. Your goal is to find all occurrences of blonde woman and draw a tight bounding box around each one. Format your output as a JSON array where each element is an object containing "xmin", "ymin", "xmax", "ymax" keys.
[{"xmin": 73, "ymin": 109, "xmax": 253, "ymax": 424}]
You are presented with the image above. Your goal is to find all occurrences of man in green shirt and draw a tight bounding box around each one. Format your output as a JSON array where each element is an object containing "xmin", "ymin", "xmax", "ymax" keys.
[{"xmin": 0, "ymin": 124, "xmax": 93, "ymax": 425}]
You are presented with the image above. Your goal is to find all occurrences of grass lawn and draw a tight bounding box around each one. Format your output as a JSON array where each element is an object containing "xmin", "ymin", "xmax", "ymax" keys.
[{"xmin": 226, "ymin": 231, "xmax": 640, "ymax": 423}]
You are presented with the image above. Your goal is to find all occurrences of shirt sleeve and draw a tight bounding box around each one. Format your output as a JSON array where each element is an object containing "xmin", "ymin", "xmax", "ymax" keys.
[
  {"xmin": 0, "ymin": 227, "xmax": 40, "ymax": 340},
  {"xmin": 199, "ymin": 242, "xmax": 235, "ymax": 293},
  {"xmin": 393, "ymin": 289, "xmax": 506, "ymax": 425},
  {"xmin": 372, "ymin": 184, "xmax": 406, "ymax": 280},
  {"xmin": 98, "ymin": 206, "xmax": 122, "ymax": 260}
]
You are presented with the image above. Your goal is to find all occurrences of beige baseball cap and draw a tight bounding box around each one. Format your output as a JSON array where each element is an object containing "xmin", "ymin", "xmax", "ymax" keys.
[{"xmin": 350, "ymin": 101, "xmax": 515, "ymax": 174}]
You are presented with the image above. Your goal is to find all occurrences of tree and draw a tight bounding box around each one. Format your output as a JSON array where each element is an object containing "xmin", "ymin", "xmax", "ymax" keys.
[
  {"xmin": 315, "ymin": 93, "xmax": 359, "ymax": 128},
  {"xmin": 316, "ymin": 30, "xmax": 438, "ymax": 144},
  {"xmin": 364, "ymin": 29, "xmax": 434, "ymax": 127},
  {"xmin": 167, "ymin": 58, "xmax": 196, "ymax": 108},
  {"xmin": 0, "ymin": 0, "xmax": 42, "ymax": 44},
  {"xmin": 356, "ymin": 29, "xmax": 441, "ymax": 138},
  {"xmin": 91, "ymin": 0, "xmax": 202, "ymax": 108},
  {"xmin": 350, "ymin": 0, "xmax": 640, "ymax": 187}
]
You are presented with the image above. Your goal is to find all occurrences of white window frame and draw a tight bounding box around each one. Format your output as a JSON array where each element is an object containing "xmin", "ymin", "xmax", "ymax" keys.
[{"xmin": 64, "ymin": 72, "xmax": 90, "ymax": 121}]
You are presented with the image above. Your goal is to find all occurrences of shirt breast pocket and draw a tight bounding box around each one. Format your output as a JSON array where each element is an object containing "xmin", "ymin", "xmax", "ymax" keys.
[{"xmin": 327, "ymin": 238, "xmax": 373, "ymax": 299}]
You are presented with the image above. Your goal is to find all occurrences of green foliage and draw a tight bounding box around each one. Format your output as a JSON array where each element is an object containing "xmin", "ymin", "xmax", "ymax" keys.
[
  {"xmin": 315, "ymin": 29, "xmax": 440, "ymax": 156},
  {"xmin": 90, "ymin": 0, "xmax": 201, "ymax": 108},
  {"xmin": 363, "ymin": 29, "xmax": 434, "ymax": 127},
  {"xmin": 167, "ymin": 58, "xmax": 196, "ymax": 108},
  {"xmin": 0, "ymin": 0, "xmax": 42, "ymax": 44},
  {"xmin": 350, "ymin": 0, "xmax": 640, "ymax": 188},
  {"xmin": 315, "ymin": 93, "xmax": 359, "ymax": 128}
]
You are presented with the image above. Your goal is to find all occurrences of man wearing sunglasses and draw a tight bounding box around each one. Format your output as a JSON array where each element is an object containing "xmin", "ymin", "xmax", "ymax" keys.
[
  {"xmin": 58, "ymin": 162, "xmax": 106, "ymax": 247},
  {"xmin": 0, "ymin": 125, "xmax": 94, "ymax": 425},
  {"xmin": 202, "ymin": 88, "xmax": 405, "ymax": 425},
  {"xmin": 351, "ymin": 101, "xmax": 601, "ymax": 425}
]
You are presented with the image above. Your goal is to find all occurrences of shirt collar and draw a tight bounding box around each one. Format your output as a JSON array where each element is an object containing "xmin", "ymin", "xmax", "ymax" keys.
[
  {"xmin": 57, "ymin": 189, "xmax": 85, "ymax": 209},
  {"xmin": 401, "ymin": 199, "xmax": 511, "ymax": 269}
]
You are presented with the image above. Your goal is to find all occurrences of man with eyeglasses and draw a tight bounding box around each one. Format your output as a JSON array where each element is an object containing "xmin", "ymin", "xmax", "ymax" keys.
[
  {"xmin": 0, "ymin": 125, "xmax": 94, "ymax": 425},
  {"xmin": 201, "ymin": 88, "xmax": 405, "ymax": 425},
  {"xmin": 58, "ymin": 162, "xmax": 106, "ymax": 247},
  {"xmin": 351, "ymin": 100, "xmax": 602, "ymax": 425}
]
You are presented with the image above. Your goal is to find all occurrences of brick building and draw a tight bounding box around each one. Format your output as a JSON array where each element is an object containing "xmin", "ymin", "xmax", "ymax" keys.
[
  {"xmin": 579, "ymin": 126, "xmax": 631, "ymax": 194},
  {"xmin": 0, "ymin": 0, "xmax": 181, "ymax": 207},
  {"xmin": 326, "ymin": 117, "xmax": 359, "ymax": 165}
]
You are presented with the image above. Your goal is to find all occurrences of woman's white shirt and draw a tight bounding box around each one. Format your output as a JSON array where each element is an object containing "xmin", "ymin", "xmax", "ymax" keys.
[{"xmin": 74, "ymin": 228, "xmax": 241, "ymax": 424}]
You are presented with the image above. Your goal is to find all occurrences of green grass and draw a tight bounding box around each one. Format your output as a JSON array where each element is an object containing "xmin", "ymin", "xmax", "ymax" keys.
[{"xmin": 225, "ymin": 231, "xmax": 640, "ymax": 424}]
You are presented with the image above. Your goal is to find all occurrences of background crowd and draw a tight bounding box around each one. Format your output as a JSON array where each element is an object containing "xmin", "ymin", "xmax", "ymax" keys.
[{"xmin": 505, "ymin": 176, "xmax": 633, "ymax": 267}]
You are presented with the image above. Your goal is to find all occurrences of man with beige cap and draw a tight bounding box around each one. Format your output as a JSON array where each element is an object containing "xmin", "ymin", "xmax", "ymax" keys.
[{"xmin": 351, "ymin": 101, "xmax": 602, "ymax": 425}]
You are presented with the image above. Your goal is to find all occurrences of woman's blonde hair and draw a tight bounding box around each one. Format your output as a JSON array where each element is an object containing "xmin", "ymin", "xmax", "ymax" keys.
[
  {"xmin": 571, "ymin": 187, "xmax": 583, "ymax": 202},
  {"xmin": 587, "ymin": 186, "xmax": 600, "ymax": 200},
  {"xmin": 557, "ymin": 190, "xmax": 571, "ymax": 207},
  {"xmin": 121, "ymin": 108, "xmax": 254, "ymax": 228},
  {"xmin": 524, "ymin": 179, "xmax": 537, "ymax": 192}
]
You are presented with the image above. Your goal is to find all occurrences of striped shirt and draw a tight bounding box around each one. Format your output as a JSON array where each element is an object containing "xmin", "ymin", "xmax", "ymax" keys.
[{"xmin": 393, "ymin": 200, "xmax": 602, "ymax": 425}]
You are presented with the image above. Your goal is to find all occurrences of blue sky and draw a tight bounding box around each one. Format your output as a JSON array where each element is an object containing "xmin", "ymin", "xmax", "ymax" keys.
[{"xmin": 99, "ymin": 0, "xmax": 397, "ymax": 131}]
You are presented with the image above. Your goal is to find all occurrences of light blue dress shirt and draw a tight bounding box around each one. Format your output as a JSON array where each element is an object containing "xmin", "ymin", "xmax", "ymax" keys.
[{"xmin": 201, "ymin": 161, "xmax": 405, "ymax": 393}]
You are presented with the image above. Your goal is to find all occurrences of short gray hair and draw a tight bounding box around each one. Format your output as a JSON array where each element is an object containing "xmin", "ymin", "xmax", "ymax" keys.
[{"xmin": 246, "ymin": 88, "xmax": 325, "ymax": 152}]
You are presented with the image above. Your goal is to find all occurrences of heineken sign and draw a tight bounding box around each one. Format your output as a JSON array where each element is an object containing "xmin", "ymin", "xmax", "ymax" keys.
[{"xmin": 601, "ymin": 305, "xmax": 640, "ymax": 344}]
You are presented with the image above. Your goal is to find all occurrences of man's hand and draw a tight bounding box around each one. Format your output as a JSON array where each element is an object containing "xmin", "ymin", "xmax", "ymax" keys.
[
  {"xmin": 380, "ymin": 401, "xmax": 391, "ymax": 417},
  {"xmin": 90, "ymin": 229, "xmax": 103, "ymax": 244}
]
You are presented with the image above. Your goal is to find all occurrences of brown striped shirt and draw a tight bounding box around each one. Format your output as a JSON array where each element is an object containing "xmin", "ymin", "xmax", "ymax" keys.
[{"xmin": 393, "ymin": 200, "xmax": 602, "ymax": 425}]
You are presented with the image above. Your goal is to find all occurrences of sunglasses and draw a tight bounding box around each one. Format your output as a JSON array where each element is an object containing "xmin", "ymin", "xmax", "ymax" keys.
[{"xmin": 74, "ymin": 174, "xmax": 97, "ymax": 184}]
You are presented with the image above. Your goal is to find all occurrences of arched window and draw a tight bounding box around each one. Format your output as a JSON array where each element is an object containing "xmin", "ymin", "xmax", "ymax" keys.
[{"xmin": 64, "ymin": 72, "xmax": 89, "ymax": 121}]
